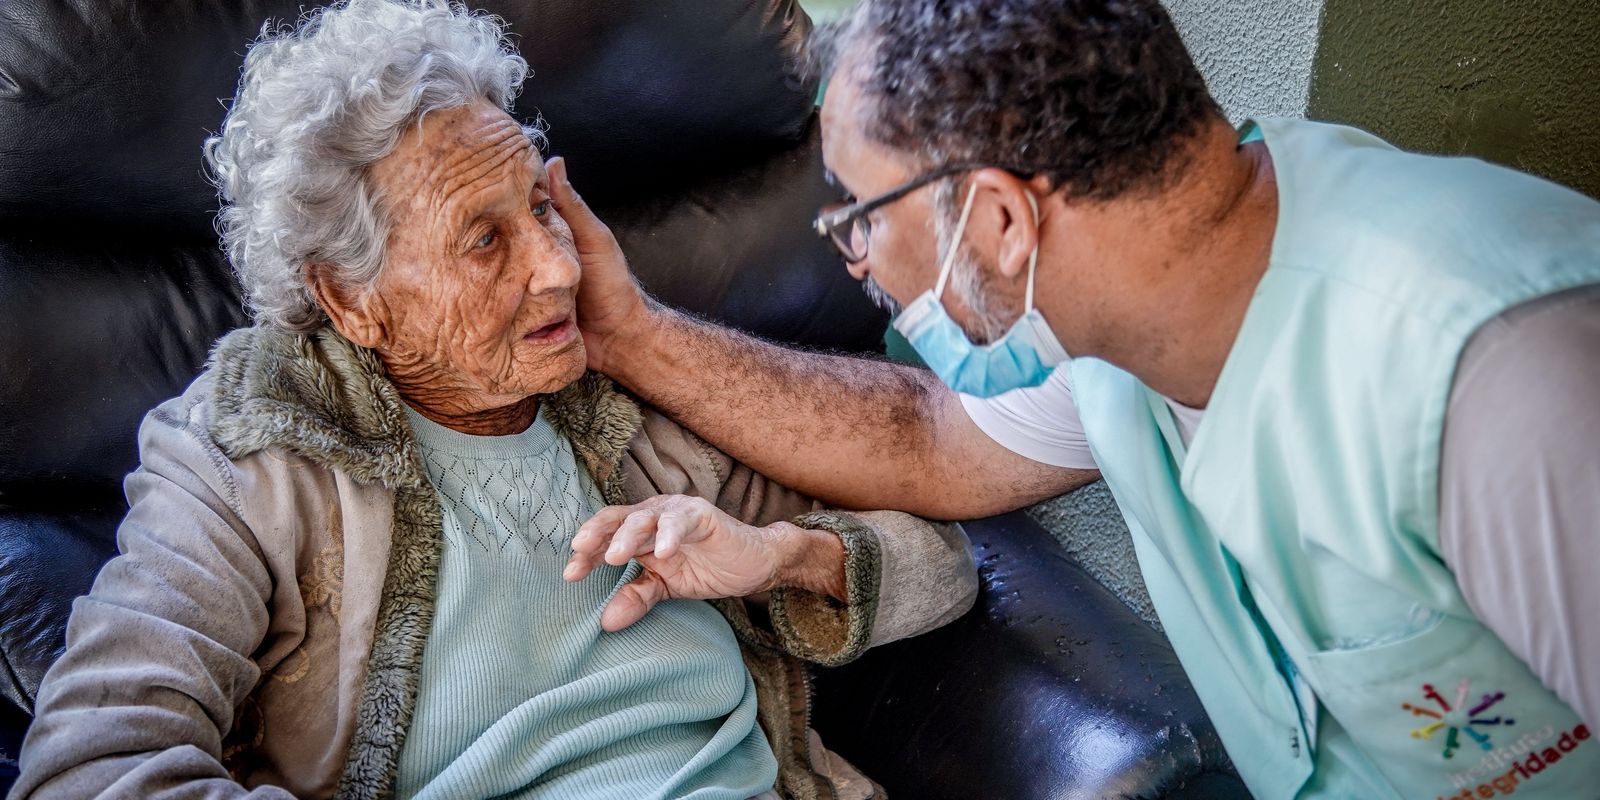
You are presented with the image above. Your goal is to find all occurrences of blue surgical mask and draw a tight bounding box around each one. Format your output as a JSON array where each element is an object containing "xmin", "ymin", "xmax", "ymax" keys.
[{"xmin": 893, "ymin": 182, "xmax": 1069, "ymax": 397}]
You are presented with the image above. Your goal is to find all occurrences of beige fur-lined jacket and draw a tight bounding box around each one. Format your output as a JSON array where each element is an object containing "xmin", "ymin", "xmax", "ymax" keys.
[{"xmin": 12, "ymin": 327, "xmax": 978, "ymax": 800}]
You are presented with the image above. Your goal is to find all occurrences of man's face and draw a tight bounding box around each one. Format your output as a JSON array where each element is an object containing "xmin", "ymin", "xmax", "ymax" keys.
[
  {"xmin": 360, "ymin": 102, "xmax": 587, "ymax": 409},
  {"xmin": 820, "ymin": 66, "xmax": 1002, "ymax": 341}
]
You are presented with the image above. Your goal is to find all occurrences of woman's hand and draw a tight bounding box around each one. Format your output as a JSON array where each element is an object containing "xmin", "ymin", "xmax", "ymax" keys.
[{"xmin": 565, "ymin": 494, "xmax": 844, "ymax": 632}]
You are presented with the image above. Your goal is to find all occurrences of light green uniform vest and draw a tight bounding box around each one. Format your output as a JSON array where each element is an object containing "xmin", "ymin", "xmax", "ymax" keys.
[{"xmin": 1069, "ymin": 118, "xmax": 1600, "ymax": 799}]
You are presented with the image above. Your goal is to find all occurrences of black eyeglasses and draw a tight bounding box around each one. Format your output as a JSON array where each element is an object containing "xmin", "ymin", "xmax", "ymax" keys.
[{"xmin": 813, "ymin": 163, "xmax": 1033, "ymax": 263}]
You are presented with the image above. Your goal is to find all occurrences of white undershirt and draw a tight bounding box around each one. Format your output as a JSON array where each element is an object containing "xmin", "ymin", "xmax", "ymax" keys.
[
  {"xmin": 1166, "ymin": 397, "xmax": 1205, "ymax": 447},
  {"xmin": 958, "ymin": 366, "xmax": 1204, "ymax": 469}
]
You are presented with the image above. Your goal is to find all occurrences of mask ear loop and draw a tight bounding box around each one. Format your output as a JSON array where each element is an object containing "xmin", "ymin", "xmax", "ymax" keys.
[
  {"xmin": 1023, "ymin": 191, "xmax": 1040, "ymax": 312},
  {"xmin": 933, "ymin": 181, "xmax": 981, "ymax": 300}
]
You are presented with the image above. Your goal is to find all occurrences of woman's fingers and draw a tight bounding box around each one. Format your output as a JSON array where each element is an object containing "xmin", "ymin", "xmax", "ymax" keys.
[
  {"xmin": 600, "ymin": 570, "xmax": 669, "ymax": 632},
  {"xmin": 572, "ymin": 502, "xmax": 638, "ymax": 554},
  {"xmin": 564, "ymin": 497, "xmax": 710, "ymax": 582},
  {"xmin": 653, "ymin": 510, "xmax": 692, "ymax": 560},
  {"xmin": 566, "ymin": 502, "xmax": 642, "ymax": 581},
  {"xmin": 572, "ymin": 495, "xmax": 769, "ymax": 630},
  {"xmin": 605, "ymin": 507, "xmax": 661, "ymax": 565}
]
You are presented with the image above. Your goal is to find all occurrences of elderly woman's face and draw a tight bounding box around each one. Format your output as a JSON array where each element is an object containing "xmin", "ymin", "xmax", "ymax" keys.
[{"xmin": 340, "ymin": 102, "xmax": 585, "ymax": 411}]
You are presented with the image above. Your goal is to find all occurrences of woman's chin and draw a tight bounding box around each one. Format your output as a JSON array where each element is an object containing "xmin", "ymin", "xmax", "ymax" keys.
[{"xmin": 511, "ymin": 337, "xmax": 588, "ymax": 395}]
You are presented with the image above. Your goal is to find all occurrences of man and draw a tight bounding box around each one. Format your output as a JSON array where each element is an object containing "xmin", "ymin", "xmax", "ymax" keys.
[{"xmin": 550, "ymin": 0, "xmax": 1600, "ymax": 797}]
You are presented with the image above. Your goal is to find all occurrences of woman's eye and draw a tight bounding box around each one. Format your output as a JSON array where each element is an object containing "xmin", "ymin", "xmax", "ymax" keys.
[
  {"xmin": 533, "ymin": 200, "xmax": 551, "ymax": 218},
  {"xmin": 475, "ymin": 230, "xmax": 496, "ymax": 249}
]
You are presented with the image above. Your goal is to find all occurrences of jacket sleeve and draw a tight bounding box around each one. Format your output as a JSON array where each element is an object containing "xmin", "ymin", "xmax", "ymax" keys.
[
  {"xmin": 619, "ymin": 408, "xmax": 979, "ymax": 667},
  {"xmin": 12, "ymin": 396, "xmax": 292, "ymax": 800}
]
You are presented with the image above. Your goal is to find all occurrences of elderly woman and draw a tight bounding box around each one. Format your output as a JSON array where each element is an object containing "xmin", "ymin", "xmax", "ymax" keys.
[{"xmin": 10, "ymin": 1, "xmax": 977, "ymax": 798}]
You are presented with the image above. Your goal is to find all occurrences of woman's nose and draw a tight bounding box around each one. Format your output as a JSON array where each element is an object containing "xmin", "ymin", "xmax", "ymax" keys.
[{"xmin": 522, "ymin": 224, "xmax": 581, "ymax": 294}]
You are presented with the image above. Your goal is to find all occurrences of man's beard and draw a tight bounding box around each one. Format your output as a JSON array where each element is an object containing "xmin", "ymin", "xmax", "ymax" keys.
[
  {"xmin": 865, "ymin": 253, "xmax": 1010, "ymax": 344},
  {"xmin": 945, "ymin": 247, "xmax": 1013, "ymax": 345},
  {"xmin": 863, "ymin": 200, "xmax": 1015, "ymax": 345},
  {"xmin": 934, "ymin": 203, "xmax": 1013, "ymax": 345},
  {"xmin": 862, "ymin": 275, "xmax": 903, "ymax": 315}
]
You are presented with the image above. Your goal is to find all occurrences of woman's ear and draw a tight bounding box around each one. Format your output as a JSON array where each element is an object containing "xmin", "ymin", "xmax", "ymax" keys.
[{"xmin": 307, "ymin": 263, "xmax": 385, "ymax": 348}]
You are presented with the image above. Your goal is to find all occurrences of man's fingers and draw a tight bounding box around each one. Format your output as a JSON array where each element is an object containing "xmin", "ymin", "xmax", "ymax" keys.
[
  {"xmin": 546, "ymin": 156, "xmax": 610, "ymax": 252},
  {"xmin": 600, "ymin": 570, "xmax": 669, "ymax": 632},
  {"xmin": 546, "ymin": 156, "xmax": 576, "ymax": 209}
]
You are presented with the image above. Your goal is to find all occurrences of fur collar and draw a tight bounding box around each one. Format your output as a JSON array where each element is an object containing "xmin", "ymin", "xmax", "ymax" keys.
[{"xmin": 205, "ymin": 325, "xmax": 643, "ymax": 494}]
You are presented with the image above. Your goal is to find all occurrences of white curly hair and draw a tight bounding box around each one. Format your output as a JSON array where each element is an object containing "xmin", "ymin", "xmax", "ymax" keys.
[{"xmin": 204, "ymin": 0, "xmax": 545, "ymax": 332}]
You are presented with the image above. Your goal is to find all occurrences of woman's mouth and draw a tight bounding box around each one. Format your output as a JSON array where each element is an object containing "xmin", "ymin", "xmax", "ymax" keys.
[{"xmin": 524, "ymin": 315, "xmax": 576, "ymax": 345}]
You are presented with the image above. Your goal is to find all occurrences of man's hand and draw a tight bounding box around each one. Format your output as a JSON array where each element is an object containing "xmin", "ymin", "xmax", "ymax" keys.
[
  {"xmin": 565, "ymin": 494, "xmax": 846, "ymax": 632},
  {"xmin": 545, "ymin": 156, "xmax": 659, "ymax": 375}
]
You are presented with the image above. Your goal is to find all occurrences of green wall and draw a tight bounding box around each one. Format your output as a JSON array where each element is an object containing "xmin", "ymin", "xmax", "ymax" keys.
[{"xmin": 1310, "ymin": 1, "xmax": 1600, "ymax": 199}]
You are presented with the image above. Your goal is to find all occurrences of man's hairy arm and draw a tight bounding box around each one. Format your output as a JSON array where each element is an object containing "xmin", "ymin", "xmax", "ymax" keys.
[
  {"xmin": 606, "ymin": 304, "xmax": 1094, "ymax": 518},
  {"xmin": 547, "ymin": 156, "xmax": 1094, "ymax": 518}
]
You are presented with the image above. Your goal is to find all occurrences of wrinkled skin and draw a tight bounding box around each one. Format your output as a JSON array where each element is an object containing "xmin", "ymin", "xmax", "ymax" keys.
[{"xmin": 313, "ymin": 101, "xmax": 586, "ymax": 435}]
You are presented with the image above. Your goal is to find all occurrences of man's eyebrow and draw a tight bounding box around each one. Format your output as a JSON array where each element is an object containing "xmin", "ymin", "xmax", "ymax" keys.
[{"xmin": 823, "ymin": 170, "xmax": 856, "ymax": 200}]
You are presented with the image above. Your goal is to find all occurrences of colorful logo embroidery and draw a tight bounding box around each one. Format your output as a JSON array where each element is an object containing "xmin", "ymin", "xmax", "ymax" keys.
[{"xmin": 1404, "ymin": 679, "xmax": 1515, "ymax": 759}]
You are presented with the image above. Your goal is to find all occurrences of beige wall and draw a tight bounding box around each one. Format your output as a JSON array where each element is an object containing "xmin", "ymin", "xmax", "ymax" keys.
[{"xmin": 1166, "ymin": 0, "xmax": 1324, "ymax": 122}]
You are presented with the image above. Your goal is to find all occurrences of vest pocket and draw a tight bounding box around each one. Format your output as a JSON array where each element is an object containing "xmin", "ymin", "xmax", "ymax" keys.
[
  {"xmin": 1303, "ymin": 610, "xmax": 1467, "ymax": 687},
  {"xmin": 1302, "ymin": 615, "xmax": 1596, "ymax": 798}
]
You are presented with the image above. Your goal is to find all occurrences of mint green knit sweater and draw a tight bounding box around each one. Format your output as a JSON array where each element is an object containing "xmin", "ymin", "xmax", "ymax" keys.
[{"xmin": 393, "ymin": 407, "xmax": 778, "ymax": 800}]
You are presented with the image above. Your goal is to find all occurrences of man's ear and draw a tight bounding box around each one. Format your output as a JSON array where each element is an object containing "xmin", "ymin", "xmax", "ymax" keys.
[
  {"xmin": 306, "ymin": 263, "xmax": 385, "ymax": 348},
  {"xmin": 973, "ymin": 168, "xmax": 1042, "ymax": 282}
]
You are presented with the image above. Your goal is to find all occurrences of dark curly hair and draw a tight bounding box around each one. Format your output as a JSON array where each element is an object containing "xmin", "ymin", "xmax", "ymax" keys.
[{"xmin": 816, "ymin": 0, "xmax": 1219, "ymax": 201}]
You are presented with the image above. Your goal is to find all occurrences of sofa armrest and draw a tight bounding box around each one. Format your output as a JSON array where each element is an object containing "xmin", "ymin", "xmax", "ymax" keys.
[
  {"xmin": 809, "ymin": 510, "xmax": 1246, "ymax": 799},
  {"xmin": 1, "ymin": 694, "xmax": 24, "ymax": 796},
  {"xmin": 0, "ymin": 505, "xmax": 123, "ymax": 715}
]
